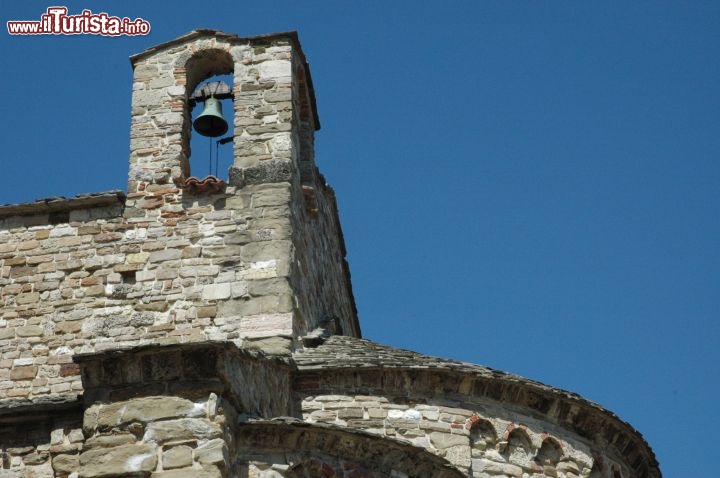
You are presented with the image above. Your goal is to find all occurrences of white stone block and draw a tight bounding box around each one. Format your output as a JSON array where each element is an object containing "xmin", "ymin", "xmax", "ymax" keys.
[
  {"xmin": 50, "ymin": 226, "xmax": 75, "ymax": 238},
  {"xmin": 258, "ymin": 60, "xmax": 291, "ymax": 80},
  {"xmin": 271, "ymin": 133, "xmax": 292, "ymax": 152},
  {"xmin": 238, "ymin": 313, "xmax": 292, "ymax": 338},
  {"xmin": 202, "ymin": 283, "xmax": 231, "ymax": 301},
  {"xmin": 403, "ymin": 409, "xmax": 422, "ymax": 420}
]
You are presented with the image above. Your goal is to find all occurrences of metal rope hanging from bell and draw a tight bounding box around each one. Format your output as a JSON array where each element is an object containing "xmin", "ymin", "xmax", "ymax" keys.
[{"xmin": 193, "ymin": 94, "xmax": 228, "ymax": 137}]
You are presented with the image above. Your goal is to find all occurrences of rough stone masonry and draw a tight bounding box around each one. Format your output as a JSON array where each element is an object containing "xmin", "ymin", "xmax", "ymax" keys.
[{"xmin": 0, "ymin": 30, "xmax": 660, "ymax": 478}]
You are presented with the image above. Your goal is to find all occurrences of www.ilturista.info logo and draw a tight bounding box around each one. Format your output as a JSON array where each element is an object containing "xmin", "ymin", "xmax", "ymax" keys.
[{"xmin": 7, "ymin": 7, "xmax": 150, "ymax": 36}]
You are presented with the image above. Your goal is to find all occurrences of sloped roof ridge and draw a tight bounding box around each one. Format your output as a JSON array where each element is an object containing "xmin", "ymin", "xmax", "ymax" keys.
[
  {"xmin": 295, "ymin": 335, "xmax": 528, "ymax": 379},
  {"xmin": 0, "ymin": 190, "xmax": 126, "ymax": 218}
]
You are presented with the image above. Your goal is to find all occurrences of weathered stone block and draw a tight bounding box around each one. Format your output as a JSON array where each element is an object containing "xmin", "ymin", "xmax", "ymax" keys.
[
  {"xmin": 95, "ymin": 397, "xmax": 205, "ymax": 429},
  {"xmin": 244, "ymin": 336, "xmax": 292, "ymax": 355},
  {"xmin": 84, "ymin": 433, "xmax": 137, "ymax": 450},
  {"xmin": 472, "ymin": 458, "xmax": 523, "ymax": 477},
  {"xmin": 144, "ymin": 418, "xmax": 222, "ymax": 444},
  {"xmin": 10, "ymin": 365, "xmax": 38, "ymax": 380},
  {"xmin": 15, "ymin": 325, "xmax": 43, "ymax": 337},
  {"xmin": 196, "ymin": 306, "xmax": 217, "ymax": 318},
  {"xmin": 22, "ymin": 451, "xmax": 49, "ymax": 465},
  {"xmin": 180, "ymin": 265, "xmax": 219, "ymax": 278},
  {"xmin": 149, "ymin": 249, "xmax": 181, "ymax": 263},
  {"xmin": 20, "ymin": 462, "xmax": 54, "ymax": 478},
  {"xmin": 195, "ymin": 439, "xmax": 227, "ymax": 466},
  {"xmin": 202, "ymin": 283, "xmax": 231, "ymax": 301},
  {"xmin": 136, "ymin": 270, "xmax": 156, "ymax": 282},
  {"xmin": 156, "ymin": 267, "xmax": 178, "ymax": 280},
  {"xmin": 127, "ymin": 252, "xmax": 150, "ymax": 264},
  {"xmin": 4, "ymin": 256, "xmax": 27, "ymax": 266},
  {"xmin": 52, "ymin": 453, "xmax": 79, "ymax": 474},
  {"xmin": 80, "ymin": 443, "xmax": 157, "ymax": 478},
  {"xmin": 0, "ymin": 328, "xmax": 15, "ymax": 340},
  {"xmin": 263, "ymin": 89, "xmax": 291, "ymax": 103},
  {"xmin": 241, "ymin": 161, "xmax": 292, "ymax": 184},
  {"xmin": 162, "ymin": 445, "xmax": 192, "ymax": 469},
  {"xmin": 429, "ymin": 431, "xmax": 468, "ymax": 449},
  {"xmin": 247, "ymin": 278, "xmax": 290, "ymax": 296},
  {"xmin": 223, "ymin": 231, "xmax": 251, "ymax": 245},
  {"xmin": 149, "ymin": 465, "xmax": 222, "ymax": 478},
  {"xmin": 16, "ymin": 292, "xmax": 40, "ymax": 305},
  {"xmin": 258, "ymin": 60, "xmax": 291, "ymax": 79},
  {"xmin": 310, "ymin": 410, "xmax": 337, "ymax": 422},
  {"xmin": 338, "ymin": 408, "xmax": 364, "ymax": 419},
  {"xmin": 219, "ymin": 295, "xmax": 292, "ymax": 318},
  {"xmin": 241, "ymin": 240, "xmax": 291, "ymax": 262},
  {"xmin": 135, "ymin": 302, "xmax": 169, "ymax": 313}
]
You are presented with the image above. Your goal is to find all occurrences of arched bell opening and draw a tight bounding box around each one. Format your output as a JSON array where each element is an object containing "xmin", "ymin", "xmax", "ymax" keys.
[
  {"xmin": 189, "ymin": 75, "xmax": 234, "ymax": 184},
  {"xmin": 181, "ymin": 48, "xmax": 235, "ymax": 192}
]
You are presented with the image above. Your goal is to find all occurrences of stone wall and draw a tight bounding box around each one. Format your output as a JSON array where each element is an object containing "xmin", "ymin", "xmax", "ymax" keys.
[
  {"xmin": 0, "ymin": 404, "xmax": 82, "ymax": 478},
  {"xmin": 0, "ymin": 188, "xmax": 296, "ymax": 401},
  {"xmin": 80, "ymin": 393, "xmax": 229, "ymax": 478}
]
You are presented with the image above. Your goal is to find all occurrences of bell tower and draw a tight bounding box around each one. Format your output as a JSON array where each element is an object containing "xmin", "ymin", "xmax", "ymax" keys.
[{"xmin": 125, "ymin": 30, "xmax": 359, "ymax": 354}]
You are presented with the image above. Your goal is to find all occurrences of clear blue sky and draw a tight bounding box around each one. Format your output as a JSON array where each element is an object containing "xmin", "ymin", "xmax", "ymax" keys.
[{"xmin": 2, "ymin": 2, "xmax": 719, "ymax": 475}]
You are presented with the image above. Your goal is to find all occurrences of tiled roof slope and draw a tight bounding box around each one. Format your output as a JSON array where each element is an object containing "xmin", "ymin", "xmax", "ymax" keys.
[
  {"xmin": 295, "ymin": 335, "xmax": 554, "ymax": 384},
  {"xmin": 0, "ymin": 191, "xmax": 125, "ymax": 217},
  {"xmin": 294, "ymin": 335, "xmax": 501, "ymax": 373}
]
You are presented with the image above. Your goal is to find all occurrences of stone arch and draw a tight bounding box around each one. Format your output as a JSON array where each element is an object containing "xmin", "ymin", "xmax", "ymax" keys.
[
  {"xmin": 235, "ymin": 421, "xmax": 464, "ymax": 478},
  {"xmin": 502, "ymin": 427, "xmax": 534, "ymax": 468},
  {"xmin": 534, "ymin": 437, "xmax": 563, "ymax": 466},
  {"xmin": 184, "ymin": 47, "xmax": 234, "ymax": 97}
]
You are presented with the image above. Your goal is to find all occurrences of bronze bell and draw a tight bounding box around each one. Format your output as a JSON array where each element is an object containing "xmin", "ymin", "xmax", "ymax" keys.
[{"xmin": 193, "ymin": 96, "xmax": 228, "ymax": 137}]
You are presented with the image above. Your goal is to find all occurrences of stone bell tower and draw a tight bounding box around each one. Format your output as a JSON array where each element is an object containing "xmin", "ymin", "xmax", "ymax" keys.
[{"xmin": 126, "ymin": 30, "xmax": 359, "ymax": 354}]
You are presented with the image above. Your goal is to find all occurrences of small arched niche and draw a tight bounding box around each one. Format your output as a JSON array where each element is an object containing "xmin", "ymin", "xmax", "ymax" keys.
[
  {"xmin": 534, "ymin": 437, "xmax": 563, "ymax": 467},
  {"xmin": 503, "ymin": 428, "xmax": 534, "ymax": 467},
  {"xmin": 469, "ymin": 417, "xmax": 497, "ymax": 457}
]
